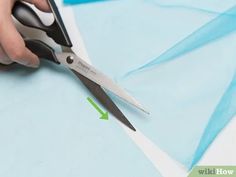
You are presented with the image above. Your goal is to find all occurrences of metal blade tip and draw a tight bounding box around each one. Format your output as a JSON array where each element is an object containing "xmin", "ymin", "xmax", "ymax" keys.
[{"xmin": 126, "ymin": 121, "xmax": 136, "ymax": 131}]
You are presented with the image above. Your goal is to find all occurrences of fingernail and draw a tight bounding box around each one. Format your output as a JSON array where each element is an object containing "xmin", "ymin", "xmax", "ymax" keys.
[
  {"xmin": 17, "ymin": 59, "xmax": 30, "ymax": 66},
  {"xmin": 28, "ymin": 60, "xmax": 40, "ymax": 68},
  {"xmin": 18, "ymin": 59, "xmax": 40, "ymax": 68}
]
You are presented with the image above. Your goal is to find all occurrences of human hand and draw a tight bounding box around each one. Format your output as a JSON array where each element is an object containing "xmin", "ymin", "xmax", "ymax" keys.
[{"xmin": 0, "ymin": 0, "xmax": 50, "ymax": 68}]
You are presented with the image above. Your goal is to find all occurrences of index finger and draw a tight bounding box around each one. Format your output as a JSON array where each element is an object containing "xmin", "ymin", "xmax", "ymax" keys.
[{"xmin": 24, "ymin": 0, "xmax": 51, "ymax": 12}]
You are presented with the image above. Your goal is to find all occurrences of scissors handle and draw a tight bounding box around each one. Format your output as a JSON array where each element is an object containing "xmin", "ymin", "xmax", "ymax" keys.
[
  {"xmin": 12, "ymin": 1, "xmax": 68, "ymax": 64},
  {"xmin": 12, "ymin": 1, "xmax": 72, "ymax": 47},
  {"xmin": 24, "ymin": 39, "xmax": 59, "ymax": 64}
]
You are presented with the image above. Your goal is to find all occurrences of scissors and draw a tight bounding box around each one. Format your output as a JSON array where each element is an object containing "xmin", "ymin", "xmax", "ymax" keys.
[{"xmin": 12, "ymin": 0, "xmax": 149, "ymax": 131}]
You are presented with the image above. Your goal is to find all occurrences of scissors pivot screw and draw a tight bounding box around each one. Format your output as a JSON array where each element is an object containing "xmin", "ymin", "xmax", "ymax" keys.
[{"xmin": 66, "ymin": 56, "xmax": 74, "ymax": 64}]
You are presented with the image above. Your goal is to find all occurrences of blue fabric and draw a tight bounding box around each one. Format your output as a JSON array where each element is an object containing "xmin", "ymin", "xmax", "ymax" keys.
[
  {"xmin": 65, "ymin": 0, "xmax": 236, "ymax": 169},
  {"xmin": 0, "ymin": 64, "xmax": 161, "ymax": 177},
  {"xmin": 63, "ymin": 0, "xmax": 107, "ymax": 5}
]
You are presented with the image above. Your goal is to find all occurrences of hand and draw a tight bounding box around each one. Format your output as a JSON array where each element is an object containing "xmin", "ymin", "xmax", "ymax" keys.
[{"xmin": 0, "ymin": 0, "xmax": 50, "ymax": 68}]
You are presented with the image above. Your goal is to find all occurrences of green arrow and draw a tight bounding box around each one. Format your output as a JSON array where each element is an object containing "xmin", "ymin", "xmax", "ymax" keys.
[{"xmin": 87, "ymin": 97, "xmax": 109, "ymax": 120}]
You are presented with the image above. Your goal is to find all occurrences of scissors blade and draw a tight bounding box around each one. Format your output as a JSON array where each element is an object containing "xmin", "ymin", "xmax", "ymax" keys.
[
  {"xmin": 71, "ymin": 69, "xmax": 136, "ymax": 131},
  {"xmin": 56, "ymin": 52, "xmax": 149, "ymax": 114}
]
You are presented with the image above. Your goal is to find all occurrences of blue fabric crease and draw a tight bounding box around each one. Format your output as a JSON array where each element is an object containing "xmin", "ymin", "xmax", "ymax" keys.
[
  {"xmin": 125, "ymin": 4, "xmax": 236, "ymax": 77},
  {"xmin": 191, "ymin": 72, "xmax": 236, "ymax": 168}
]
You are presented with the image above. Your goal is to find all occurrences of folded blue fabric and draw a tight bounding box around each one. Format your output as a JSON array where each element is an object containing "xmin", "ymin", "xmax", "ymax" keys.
[
  {"xmin": 0, "ymin": 64, "xmax": 161, "ymax": 177},
  {"xmin": 65, "ymin": 0, "xmax": 236, "ymax": 169}
]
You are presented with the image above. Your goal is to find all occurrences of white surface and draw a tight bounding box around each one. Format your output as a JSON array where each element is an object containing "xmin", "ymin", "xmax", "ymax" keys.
[{"xmin": 25, "ymin": 1, "xmax": 236, "ymax": 176}]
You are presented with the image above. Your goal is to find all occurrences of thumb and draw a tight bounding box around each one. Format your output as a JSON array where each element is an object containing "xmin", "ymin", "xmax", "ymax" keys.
[{"xmin": 0, "ymin": 15, "xmax": 40, "ymax": 68}]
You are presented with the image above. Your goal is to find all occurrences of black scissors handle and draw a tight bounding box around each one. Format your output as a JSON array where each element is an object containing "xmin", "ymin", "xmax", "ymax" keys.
[
  {"xmin": 12, "ymin": 1, "xmax": 71, "ymax": 64},
  {"xmin": 24, "ymin": 39, "xmax": 59, "ymax": 64},
  {"xmin": 13, "ymin": 1, "xmax": 72, "ymax": 47}
]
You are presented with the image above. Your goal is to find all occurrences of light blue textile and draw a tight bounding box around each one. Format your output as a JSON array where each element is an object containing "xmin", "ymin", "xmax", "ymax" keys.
[
  {"xmin": 63, "ymin": 0, "xmax": 107, "ymax": 5},
  {"xmin": 65, "ymin": 0, "xmax": 236, "ymax": 169},
  {"xmin": 0, "ymin": 63, "xmax": 161, "ymax": 177}
]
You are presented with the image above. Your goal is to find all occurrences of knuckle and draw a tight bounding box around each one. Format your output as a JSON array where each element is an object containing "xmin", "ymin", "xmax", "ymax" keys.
[{"xmin": 32, "ymin": 0, "xmax": 39, "ymax": 5}]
